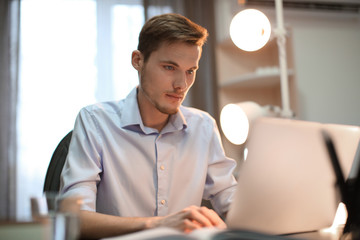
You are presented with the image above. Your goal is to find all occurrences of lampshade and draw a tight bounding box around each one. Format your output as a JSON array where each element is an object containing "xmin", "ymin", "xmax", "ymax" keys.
[
  {"xmin": 220, "ymin": 102, "xmax": 282, "ymax": 145},
  {"xmin": 229, "ymin": 9, "xmax": 271, "ymax": 52},
  {"xmin": 220, "ymin": 102, "xmax": 264, "ymax": 145}
]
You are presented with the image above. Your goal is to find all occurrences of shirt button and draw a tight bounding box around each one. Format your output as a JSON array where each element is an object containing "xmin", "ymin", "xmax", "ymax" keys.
[
  {"xmin": 160, "ymin": 165, "xmax": 165, "ymax": 170},
  {"xmin": 161, "ymin": 200, "xmax": 166, "ymax": 205}
]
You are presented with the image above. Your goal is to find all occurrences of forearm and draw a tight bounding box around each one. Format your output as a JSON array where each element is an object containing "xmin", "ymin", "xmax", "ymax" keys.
[
  {"xmin": 78, "ymin": 206, "xmax": 226, "ymax": 239},
  {"xmin": 79, "ymin": 210, "xmax": 158, "ymax": 239}
]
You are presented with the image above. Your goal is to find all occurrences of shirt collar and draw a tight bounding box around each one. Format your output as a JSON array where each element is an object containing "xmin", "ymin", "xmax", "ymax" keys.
[{"xmin": 120, "ymin": 87, "xmax": 187, "ymax": 134}]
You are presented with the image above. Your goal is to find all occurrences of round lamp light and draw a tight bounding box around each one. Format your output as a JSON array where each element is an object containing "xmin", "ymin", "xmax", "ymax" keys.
[
  {"xmin": 220, "ymin": 102, "xmax": 264, "ymax": 145},
  {"xmin": 229, "ymin": 9, "xmax": 271, "ymax": 52}
]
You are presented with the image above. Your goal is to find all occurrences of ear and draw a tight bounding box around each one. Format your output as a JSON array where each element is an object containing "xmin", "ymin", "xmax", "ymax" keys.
[{"xmin": 131, "ymin": 50, "xmax": 143, "ymax": 71}]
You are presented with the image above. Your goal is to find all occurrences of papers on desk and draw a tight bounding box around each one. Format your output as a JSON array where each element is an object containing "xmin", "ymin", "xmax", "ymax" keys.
[{"xmin": 101, "ymin": 227, "xmax": 302, "ymax": 240}]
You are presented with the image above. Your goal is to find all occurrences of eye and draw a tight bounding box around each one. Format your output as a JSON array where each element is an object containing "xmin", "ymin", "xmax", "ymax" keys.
[
  {"xmin": 164, "ymin": 65, "xmax": 175, "ymax": 71},
  {"xmin": 187, "ymin": 69, "xmax": 195, "ymax": 75}
]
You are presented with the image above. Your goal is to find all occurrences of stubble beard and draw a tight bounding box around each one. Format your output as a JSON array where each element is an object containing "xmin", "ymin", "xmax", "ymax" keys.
[{"xmin": 140, "ymin": 68, "xmax": 181, "ymax": 116}]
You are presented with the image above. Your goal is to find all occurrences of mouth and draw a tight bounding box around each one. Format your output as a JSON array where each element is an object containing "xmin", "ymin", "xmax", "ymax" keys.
[{"xmin": 165, "ymin": 93, "xmax": 184, "ymax": 102}]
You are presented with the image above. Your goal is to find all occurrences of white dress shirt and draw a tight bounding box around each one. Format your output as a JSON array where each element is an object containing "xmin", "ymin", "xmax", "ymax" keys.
[{"xmin": 60, "ymin": 87, "xmax": 237, "ymax": 217}]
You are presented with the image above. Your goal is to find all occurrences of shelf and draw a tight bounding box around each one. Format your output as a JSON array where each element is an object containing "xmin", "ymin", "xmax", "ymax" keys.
[
  {"xmin": 218, "ymin": 36, "xmax": 277, "ymax": 51},
  {"xmin": 219, "ymin": 68, "xmax": 293, "ymax": 89}
]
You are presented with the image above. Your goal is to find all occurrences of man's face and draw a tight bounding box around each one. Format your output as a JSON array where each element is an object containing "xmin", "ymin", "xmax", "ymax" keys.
[{"xmin": 136, "ymin": 42, "xmax": 201, "ymax": 115}]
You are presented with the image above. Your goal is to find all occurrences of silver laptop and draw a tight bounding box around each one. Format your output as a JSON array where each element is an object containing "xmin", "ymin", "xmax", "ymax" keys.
[{"xmin": 226, "ymin": 117, "xmax": 360, "ymax": 235}]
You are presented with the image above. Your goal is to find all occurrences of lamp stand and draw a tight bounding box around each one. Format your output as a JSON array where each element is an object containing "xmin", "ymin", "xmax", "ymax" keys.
[{"xmin": 274, "ymin": 0, "xmax": 293, "ymax": 118}]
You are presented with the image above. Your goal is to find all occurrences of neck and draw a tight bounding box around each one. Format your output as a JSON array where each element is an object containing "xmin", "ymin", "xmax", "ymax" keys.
[{"xmin": 137, "ymin": 91, "xmax": 169, "ymax": 132}]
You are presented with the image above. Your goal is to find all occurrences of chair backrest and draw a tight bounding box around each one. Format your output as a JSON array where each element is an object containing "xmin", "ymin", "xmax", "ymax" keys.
[{"xmin": 43, "ymin": 131, "xmax": 73, "ymax": 193}]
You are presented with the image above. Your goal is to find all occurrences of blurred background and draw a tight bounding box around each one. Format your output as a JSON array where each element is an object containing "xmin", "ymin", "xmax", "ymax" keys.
[{"xmin": 1, "ymin": 0, "xmax": 360, "ymax": 221}]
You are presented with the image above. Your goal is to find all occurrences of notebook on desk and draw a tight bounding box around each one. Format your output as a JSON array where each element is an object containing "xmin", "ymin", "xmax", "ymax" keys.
[{"xmin": 226, "ymin": 117, "xmax": 360, "ymax": 235}]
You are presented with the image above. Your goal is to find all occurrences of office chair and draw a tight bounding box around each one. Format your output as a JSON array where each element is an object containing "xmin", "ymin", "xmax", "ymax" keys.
[{"xmin": 43, "ymin": 131, "xmax": 73, "ymax": 193}]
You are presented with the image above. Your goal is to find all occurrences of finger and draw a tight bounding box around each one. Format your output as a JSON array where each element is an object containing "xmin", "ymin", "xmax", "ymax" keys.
[
  {"xmin": 198, "ymin": 207, "xmax": 227, "ymax": 229},
  {"xmin": 183, "ymin": 219, "xmax": 202, "ymax": 233},
  {"xmin": 183, "ymin": 206, "xmax": 215, "ymax": 228}
]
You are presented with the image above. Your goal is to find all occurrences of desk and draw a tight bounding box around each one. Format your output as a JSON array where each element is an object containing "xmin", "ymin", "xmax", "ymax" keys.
[
  {"xmin": 0, "ymin": 221, "xmax": 51, "ymax": 240},
  {"xmin": 0, "ymin": 222, "xmax": 345, "ymax": 240},
  {"xmin": 102, "ymin": 226, "xmax": 346, "ymax": 240}
]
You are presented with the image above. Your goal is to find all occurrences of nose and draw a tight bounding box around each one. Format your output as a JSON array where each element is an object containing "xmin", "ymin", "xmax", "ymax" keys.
[{"xmin": 173, "ymin": 72, "xmax": 187, "ymax": 90}]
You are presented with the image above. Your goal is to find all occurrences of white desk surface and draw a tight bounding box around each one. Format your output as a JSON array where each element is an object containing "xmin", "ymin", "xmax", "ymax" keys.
[{"xmin": 102, "ymin": 225, "xmax": 346, "ymax": 240}]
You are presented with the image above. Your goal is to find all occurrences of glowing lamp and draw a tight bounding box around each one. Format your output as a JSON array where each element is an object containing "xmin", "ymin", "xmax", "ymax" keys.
[
  {"xmin": 220, "ymin": 102, "xmax": 282, "ymax": 145},
  {"xmin": 220, "ymin": 102, "xmax": 264, "ymax": 145},
  {"xmin": 229, "ymin": 9, "xmax": 271, "ymax": 52}
]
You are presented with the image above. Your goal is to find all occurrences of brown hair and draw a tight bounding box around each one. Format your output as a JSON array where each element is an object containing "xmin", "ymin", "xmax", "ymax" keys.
[{"xmin": 137, "ymin": 13, "xmax": 208, "ymax": 62}]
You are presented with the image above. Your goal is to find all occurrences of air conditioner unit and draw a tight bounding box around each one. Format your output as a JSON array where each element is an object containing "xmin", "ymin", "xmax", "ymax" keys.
[{"xmin": 245, "ymin": 0, "xmax": 360, "ymax": 13}]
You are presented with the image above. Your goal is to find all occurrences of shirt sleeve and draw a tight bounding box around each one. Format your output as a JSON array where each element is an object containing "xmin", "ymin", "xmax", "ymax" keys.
[
  {"xmin": 203, "ymin": 119, "xmax": 238, "ymax": 217},
  {"xmin": 59, "ymin": 107, "xmax": 103, "ymax": 212}
]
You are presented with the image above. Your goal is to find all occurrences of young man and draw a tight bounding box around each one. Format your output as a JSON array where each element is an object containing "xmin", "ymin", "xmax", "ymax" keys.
[{"xmin": 60, "ymin": 13, "xmax": 237, "ymax": 239}]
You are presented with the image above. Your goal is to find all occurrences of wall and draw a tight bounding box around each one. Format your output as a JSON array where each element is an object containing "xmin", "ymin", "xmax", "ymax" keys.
[
  {"xmin": 215, "ymin": 0, "xmax": 360, "ymax": 126},
  {"xmin": 289, "ymin": 11, "xmax": 360, "ymax": 125}
]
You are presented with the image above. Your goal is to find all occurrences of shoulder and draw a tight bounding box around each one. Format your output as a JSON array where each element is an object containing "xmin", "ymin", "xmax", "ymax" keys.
[
  {"xmin": 80, "ymin": 89, "xmax": 137, "ymax": 117},
  {"xmin": 180, "ymin": 105, "xmax": 216, "ymax": 127},
  {"xmin": 179, "ymin": 106, "xmax": 222, "ymax": 144},
  {"xmin": 75, "ymin": 100, "xmax": 127, "ymax": 129},
  {"xmin": 81, "ymin": 100, "xmax": 125, "ymax": 116}
]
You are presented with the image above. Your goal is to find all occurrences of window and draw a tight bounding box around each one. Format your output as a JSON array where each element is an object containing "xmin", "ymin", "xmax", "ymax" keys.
[{"xmin": 17, "ymin": 0, "xmax": 144, "ymax": 220}]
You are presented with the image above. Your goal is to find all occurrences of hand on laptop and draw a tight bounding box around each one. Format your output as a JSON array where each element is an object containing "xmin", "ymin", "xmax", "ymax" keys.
[{"xmin": 147, "ymin": 205, "xmax": 227, "ymax": 233}]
